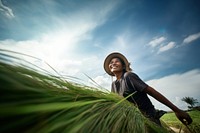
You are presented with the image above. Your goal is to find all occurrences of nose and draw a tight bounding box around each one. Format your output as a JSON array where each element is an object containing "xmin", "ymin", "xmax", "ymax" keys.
[{"xmin": 109, "ymin": 63, "xmax": 115, "ymax": 68}]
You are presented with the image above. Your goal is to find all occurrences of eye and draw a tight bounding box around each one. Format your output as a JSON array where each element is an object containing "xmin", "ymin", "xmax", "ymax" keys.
[
  {"xmin": 109, "ymin": 60, "xmax": 114, "ymax": 64},
  {"xmin": 116, "ymin": 60, "xmax": 120, "ymax": 63}
]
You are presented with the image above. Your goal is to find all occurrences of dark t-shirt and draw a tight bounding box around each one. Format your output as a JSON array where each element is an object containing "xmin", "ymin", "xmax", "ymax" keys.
[{"xmin": 111, "ymin": 72, "xmax": 155, "ymax": 117}]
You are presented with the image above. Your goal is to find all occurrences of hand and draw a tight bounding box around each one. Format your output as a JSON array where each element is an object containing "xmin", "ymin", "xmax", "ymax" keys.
[{"xmin": 175, "ymin": 109, "xmax": 192, "ymax": 125}]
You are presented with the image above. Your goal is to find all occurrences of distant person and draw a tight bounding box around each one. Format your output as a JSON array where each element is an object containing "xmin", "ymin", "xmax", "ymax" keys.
[{"xmin": 104, "ymin": 52, "xmax": 192, "ymax": 126}]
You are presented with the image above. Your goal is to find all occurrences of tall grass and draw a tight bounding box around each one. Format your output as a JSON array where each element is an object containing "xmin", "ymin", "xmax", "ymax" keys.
[{"xmin": 0, "ymin": 50, "xmax": 172, "ymax": 133}]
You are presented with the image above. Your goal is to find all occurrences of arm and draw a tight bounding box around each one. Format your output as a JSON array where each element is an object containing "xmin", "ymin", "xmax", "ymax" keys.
[{"xmin": 144, "ymin": 86, "xmax": 192, "ymax": 125}]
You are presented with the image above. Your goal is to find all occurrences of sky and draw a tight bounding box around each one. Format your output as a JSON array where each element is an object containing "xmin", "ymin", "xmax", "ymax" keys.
[{"xmin": 0, "ymin": 0, "xmax": 200, "ymax": 111}]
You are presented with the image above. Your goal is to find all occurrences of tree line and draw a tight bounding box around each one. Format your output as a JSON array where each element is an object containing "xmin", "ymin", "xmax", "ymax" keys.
[{"xmin": 182, "ymin": 96, "xmax": 199, "ymax": 110}]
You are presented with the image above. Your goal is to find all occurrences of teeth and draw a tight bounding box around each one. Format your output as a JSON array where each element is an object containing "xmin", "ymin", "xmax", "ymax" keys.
[{"xmin": 111, "ymin": 66, "xmax": 117, "ymax": 72}]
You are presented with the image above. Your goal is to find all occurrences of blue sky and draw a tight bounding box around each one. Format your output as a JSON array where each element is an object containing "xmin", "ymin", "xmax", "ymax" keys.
[{"xmin": 0, "ymin": 0, "xmax": 200, "ymax": 111}]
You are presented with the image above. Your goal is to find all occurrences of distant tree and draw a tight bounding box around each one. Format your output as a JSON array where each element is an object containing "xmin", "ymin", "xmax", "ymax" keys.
[{"xmin": 182, "ymin": 97, "xmax": 198, "ymax": 109}]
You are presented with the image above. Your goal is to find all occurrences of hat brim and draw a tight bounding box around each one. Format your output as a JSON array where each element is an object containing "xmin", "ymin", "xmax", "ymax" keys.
[{"xmin": 104, "ymin": 52, "xmax": 130, "ymax": 76}]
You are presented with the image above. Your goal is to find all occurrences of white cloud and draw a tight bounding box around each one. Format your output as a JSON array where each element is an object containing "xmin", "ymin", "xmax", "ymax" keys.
[
  {"xmin": 0, "ymin": 0, "xmax": 14, "ymax": 19},
  {"xmin": 158, "ymin": 41, "xmax": 176, "ymax": 53},
  {"xmin": 183, "ymin": 32, "xmax": 200, "ymax": 44},
  {"xmin": 0, "ymin": 39, "xmax": 82, "ymax": 76},
  {"xmin": 0, "ymin": 0, "xmax": 122, "ymax": 76},
  {"xmin": 106, "ymin": 30, "xmax": 135, "ymax": 54},
  {"xmin": 148, "ymin": 36, "xmax": 166, "ymax": 47},
  {"xmin": 89, "ymin": 75, "xmax": 112, "ymax": 91},
  {"xmin": 146, "ymin": 69, "xmax": 200, "ymax": 111},
  {"xmin": 116, "ymin": 36, "xmax": 127, "ymax": 48}
]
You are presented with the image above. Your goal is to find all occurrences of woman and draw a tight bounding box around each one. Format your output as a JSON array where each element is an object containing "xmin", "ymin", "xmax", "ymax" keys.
[{"xmin": 104, "ymin": 52, "xmax": 192, "ymax": 126}]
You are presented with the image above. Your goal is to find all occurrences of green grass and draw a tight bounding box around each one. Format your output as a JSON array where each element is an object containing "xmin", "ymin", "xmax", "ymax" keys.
[
  {"xmin": 0, "ymin": 50, "xmax": 173, "ymax": 133},
  {"xmin": 161, "ymin": 110, "xmax": 200, "ymax": 133}
]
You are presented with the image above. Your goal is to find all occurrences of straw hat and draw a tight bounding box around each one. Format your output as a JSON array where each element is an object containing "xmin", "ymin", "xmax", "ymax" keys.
[{"xmin": 104, "ymin": 52, "xmax": 131, "ymax": 76}]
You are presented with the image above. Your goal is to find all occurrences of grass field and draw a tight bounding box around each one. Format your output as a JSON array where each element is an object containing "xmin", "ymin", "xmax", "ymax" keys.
[{"xmin": 161, "ymin": 110, "xmax": 200, "ymax": 133}]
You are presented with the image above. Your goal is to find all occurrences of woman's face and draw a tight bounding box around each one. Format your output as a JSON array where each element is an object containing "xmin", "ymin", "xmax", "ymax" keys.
[{"xmin": 109, "ymin": 58, "xmax": 124, "ymax": 73}]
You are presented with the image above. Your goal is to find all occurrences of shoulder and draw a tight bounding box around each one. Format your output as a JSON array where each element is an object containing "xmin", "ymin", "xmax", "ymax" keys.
[
  {"xmin": 123, "ymin": 71, "xmax": 146, "ymax": 84},
  {"xmin": 124, "ymin": 71, "xmax": 138, "ymax": 78}
]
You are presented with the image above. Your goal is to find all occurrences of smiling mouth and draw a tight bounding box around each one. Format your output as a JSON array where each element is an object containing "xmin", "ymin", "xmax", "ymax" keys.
[{"xmin": 111, "ymin": 66, "xmax": 118, "ymax": 72}]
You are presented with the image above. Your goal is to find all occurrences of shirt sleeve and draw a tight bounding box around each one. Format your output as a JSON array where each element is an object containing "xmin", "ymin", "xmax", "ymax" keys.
[{"xmin": 124, "ymin": 72, "xmax": 148, "ymax": 92}]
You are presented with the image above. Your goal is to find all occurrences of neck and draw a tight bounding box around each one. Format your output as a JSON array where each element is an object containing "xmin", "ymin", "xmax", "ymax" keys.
[{"xmin": 113, "ymin": 71, "xmax": 123, "ymax": 80}]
